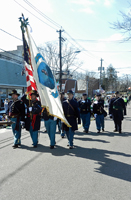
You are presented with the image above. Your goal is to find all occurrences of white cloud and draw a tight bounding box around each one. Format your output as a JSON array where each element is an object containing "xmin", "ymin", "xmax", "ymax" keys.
[
  {"xmin": 71, "ymin": 0, "xmax": 95, "ymax": 14},
  {"xmin": 71, "ymin": 0, "xmax": 95, "ymax": 6},
  {"xmin": 104, "ymin": 0, "xmax": 114, "ymax": 7},
  {"xmin": 79, "ymin": 7, "xmax": 94, "ymax": 14},
  {"xmin": 100, "ymin": 33, "xmax": 124, "ymax": 42}
]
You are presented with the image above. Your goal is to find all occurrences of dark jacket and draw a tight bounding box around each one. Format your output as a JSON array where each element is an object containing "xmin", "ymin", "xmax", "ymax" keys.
[
  {"xmin": 21, "ymin": 95, "xmax": 42, "ymax": 131},
  {"xmin": 42, "ymin": 108, "xmax": 54, "ymax": 121},
  {"xmin": 93, "ymin": 99, "xmax": 104, "ymax": 115},
  {"xmin": 109, "ymin": 97, "xmax": 126, "ymax": 121},
  {"xmin": 7, "ymin": 100, "xmax": 25, "ymax": 121},
  {"xmin": 62, "ymin": 98, "xmax": 81, "ymax": 131},
  {"xmin": 78, "ymin": 98, "xmax": 91, "ymax": 114}
]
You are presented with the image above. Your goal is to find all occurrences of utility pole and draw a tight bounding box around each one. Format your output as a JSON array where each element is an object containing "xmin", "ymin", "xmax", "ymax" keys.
[
  {"xmin": 57, "ymin": 29, "xmax": 64, "ymax": 92},
  {"xmin": 98, "ymin": 58, "xmax": 104, "ymax": 89},
  {"xmin": 86, "ymin": 76, "xmax": 89, "ymax": 96}
]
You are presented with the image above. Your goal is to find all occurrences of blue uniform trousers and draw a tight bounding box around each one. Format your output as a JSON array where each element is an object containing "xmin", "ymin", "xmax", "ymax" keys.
[
  {"xmin": 29, "ymin": 123, "xmax": 38, "ymax": 146},
  {"xmin": 11, "ymin": 118, "xmax": 21, "ymax": 145},
  {"xmin": 65, "ymin": 128, "xmax": 75, "ymax": 147},
  {"xmin": 44, "ymin": 119, "xmax": 56, "ymax": 146},
  {"xmin": 58, "ymin": 120, "xmax": 65, "ymax": 137},
  {"xmin": 95, "ymin": 114, "xmax": 104, "ymax": 131},
  {"xmin": 80, "ymin": 112, "xmax": 91, "ymax": 131}
]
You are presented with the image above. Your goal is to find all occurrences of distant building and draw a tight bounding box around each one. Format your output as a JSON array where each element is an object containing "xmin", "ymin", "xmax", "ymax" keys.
[{"xmin": 0, "ymin": 46, "xmax": 26, "ymax": 107}]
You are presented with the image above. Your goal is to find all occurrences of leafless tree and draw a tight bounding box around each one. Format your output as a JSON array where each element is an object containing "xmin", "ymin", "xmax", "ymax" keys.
[
  {"xmin": 117, "ymin": 74, "xmax": 131, "ymax": 91},
  {"xmin": 111, "ymin": 7, "xmax": 131, "ymax": 40},
  {"xmin": 38, "ymin": 41, "xmax": 82, "ymax": 78}
]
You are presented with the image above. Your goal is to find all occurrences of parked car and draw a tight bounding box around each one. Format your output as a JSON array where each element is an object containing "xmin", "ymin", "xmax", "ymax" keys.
[{"xmin": 0, "ymin": 108, "xmax": 6, "ymax": 115}]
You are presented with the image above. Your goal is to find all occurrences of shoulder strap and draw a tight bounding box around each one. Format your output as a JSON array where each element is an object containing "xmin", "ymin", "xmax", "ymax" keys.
[
  {"xmin": 113, "ymin": 97, "xmax": 121, "ymax": 105},
  {"xmin": 67, "ymin": 100, "xmax": 75, "ymax": 112}
]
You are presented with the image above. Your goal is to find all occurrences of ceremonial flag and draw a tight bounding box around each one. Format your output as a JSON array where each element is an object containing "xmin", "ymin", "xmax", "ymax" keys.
[
  {"xmin": 21, "ymin": 24, "xmax": 70, "ymax": 127},
  {"xmin": 22, "ymin": 32, "xmax": 37, "ymax": 93}
]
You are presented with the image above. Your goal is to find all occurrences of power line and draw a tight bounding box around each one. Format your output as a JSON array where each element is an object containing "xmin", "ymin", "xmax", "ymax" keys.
[
  {"xmin": 73, "ymin": 39, "xmax": 131, "ymax": 43},
  {"xmin": 13, "ymin": 0, "xmax": 110, "ymax": 64},
  {"xmin": 23, "ymin": 0, "xmax": 61, "ymax": 28},
  {"xmin": 88, "ymin": 50, "xmax": 131, "ymax": 53},
  {"xmin": 0, "ymin": 28, "xmax": 22, "ymax": 41},
  {"xmin": 14, "ymin": 0, "xmax": 57, "ymax": 30},
  {"xmin": 64, "ymin": 31, "xmax": 101, "ymax": 61}
]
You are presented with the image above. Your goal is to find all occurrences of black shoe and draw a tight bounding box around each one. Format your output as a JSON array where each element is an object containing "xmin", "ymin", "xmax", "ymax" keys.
[
  {"xmin": 119, "ymin": 131, "xmax": 122, "ymax": 134},
  {"xmin": 12, "ymin": 144, "xmax": 18, "ymax": 148},
  {"xmin": 69, "ymin": 146, "xmax": 74, "ymax": 149},
  {"xmin": 67, "ymin": 144, "xmax": 69, "ymax": 146},
  {"xmin": 33, "ymin": 145, "xmax": 37, "ymax": 148},
  {"xmin": 114, "ymin": 129, "xmax": 118, "ymax": 132},
  {"xmin": 50, "ymin": 146, "xmax": 54, "ymax": 149},
  {"xmin": 61, "ymin": 136, "xmax": 65, "ymax": 138},
  {"xmin": 102, "ymin": 129, "xmax": 104, "ymax": 132},
  {"xmin": 85, "ymin": 130, "xmax": 88, "ymax": 133},
  {"xmin": 97, "ymin": 130, "xmax": 100, "ymax": 133},
  {"xmin": 83, "ymin": 130, "xmax": 86, "ymax": 132}
]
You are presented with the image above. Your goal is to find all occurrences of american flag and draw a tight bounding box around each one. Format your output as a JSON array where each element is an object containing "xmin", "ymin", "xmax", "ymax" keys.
[{"xmin": 22, "ymin": 33, "xmax": 37, "ymax": 93}]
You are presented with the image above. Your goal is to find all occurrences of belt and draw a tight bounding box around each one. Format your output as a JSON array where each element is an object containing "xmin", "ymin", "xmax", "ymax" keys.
[
  {"xmin": 9, "ymin": 113, "xmax": 19, "ymax": 118},
  {"xmin": 11, "ymin": 115, "xmax": 19, "ymax": 118},
  {"xmin": 66, "ymin": 115, "xmax": 74, "ymax": 117}
]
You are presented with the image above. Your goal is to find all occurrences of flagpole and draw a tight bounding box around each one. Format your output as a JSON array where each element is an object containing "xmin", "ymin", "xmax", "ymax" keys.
[{"xmin": 19, "ymin": 14, "xmax": 33, "ymax": 119}]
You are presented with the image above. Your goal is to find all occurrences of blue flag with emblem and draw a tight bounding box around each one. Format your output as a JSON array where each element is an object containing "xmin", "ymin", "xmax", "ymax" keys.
[{"xmin": 25, "ymin": 28, "xmax": 71, "ymax": 127}]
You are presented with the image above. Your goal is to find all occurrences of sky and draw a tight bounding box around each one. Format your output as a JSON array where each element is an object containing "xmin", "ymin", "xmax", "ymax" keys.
[{"xmin": 0, "ymin": 0, "xmax": 131, "ymax": 77}]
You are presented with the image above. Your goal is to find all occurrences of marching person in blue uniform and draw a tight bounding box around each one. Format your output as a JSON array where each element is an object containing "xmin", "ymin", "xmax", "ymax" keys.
[
  {"xmin": 42, "ymin": 108, "xmax": 57, "ymax": 149},
  {"xmin": 109, "ymin": 91, "xmax": 126, "ymax": 133},
  {"xmin": 78, "ymin": 93, "xmax": 91, "ymax": 133},
  {"xmin": 57, "ymin": 92, "xmax": 67, "ymax": 138},
  {"xmin": 7, "ymin": 90, "xmax": 25, "ymax": 148},
  {"xmin": 62, "ymin": 90, "xmax": 81, "ymax": 149},
  {"xmin": 21, "ymin": 90, "xmax": 42, "ymax": 148},
  {"xmin": 93, "ymin": 93, "xmax": 105, "ymax": 133}
]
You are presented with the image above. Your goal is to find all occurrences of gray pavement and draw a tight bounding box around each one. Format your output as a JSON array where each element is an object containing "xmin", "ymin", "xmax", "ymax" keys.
[{"xmin": 0, "ymin": 106, "xmax": 131, "ymax": 200}]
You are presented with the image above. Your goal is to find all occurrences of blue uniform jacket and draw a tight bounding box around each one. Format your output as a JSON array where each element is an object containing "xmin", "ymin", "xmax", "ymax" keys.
[
  {"xmin": 78, "ymin": 98, "xmax": 91, "ymax": 114},
  {"xmin": 8, "ymin": 100, "xmax": 25, "ymax": 121},
  {"xmin": 62, "ymin": 98, "xmax": 81, "ymax": 131},
  {"xmin": 93, "ymin": 99, "xmax": 104, "ymax": 115},
  {"xmin": 109, "ymin": 97, "xmax": 126, "ymax": 120}
]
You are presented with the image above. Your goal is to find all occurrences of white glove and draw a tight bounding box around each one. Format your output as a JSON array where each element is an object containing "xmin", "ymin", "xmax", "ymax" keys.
[
  {"xmin": 110, "ymin": 114, "xmax": 112, "ymax": 117},
  {"xmin": 29, "ymin": 107, "xmax": 32, "ymax": 112},
  {"xmin": 54, "ymin": 117, "xmax": 57, "ymax": 121},
  {"xmin": 94, "ymin": 114, "xmax": 97, "ymax": 118},
  {"xmin": 82, "ymin": 100, "xmax": 85, "ymax": 103},
  {"xmin": 20, "ymin": 121, "xmax": 25, "ymax": 129},
  {"xmin": 20, "ymin": 121, "xmax": 25, "ymax": 126}
]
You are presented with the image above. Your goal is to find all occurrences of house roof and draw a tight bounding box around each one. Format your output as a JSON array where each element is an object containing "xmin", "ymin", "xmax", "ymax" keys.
[{"xmin": 0, "ymin": 59, "xmax": 26, "ymax": 87}]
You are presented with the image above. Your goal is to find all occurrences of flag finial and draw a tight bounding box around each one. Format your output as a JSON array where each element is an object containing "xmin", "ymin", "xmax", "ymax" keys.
[{"xmin": 19, "ymin": 14, "xmax": 29, "ymax": 33}]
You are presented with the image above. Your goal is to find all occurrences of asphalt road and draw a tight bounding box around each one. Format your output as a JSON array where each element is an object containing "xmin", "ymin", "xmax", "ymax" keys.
[{"xmin": 0, "ymin": 105, "xmax": 131, "ymax": 200}]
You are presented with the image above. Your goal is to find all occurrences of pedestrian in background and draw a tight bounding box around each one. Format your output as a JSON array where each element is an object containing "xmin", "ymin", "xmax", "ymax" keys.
[
  {"xmin": 4, "ymin": 98, "xmax": 9, "ymax": 113},
  {"xmin": 78, "ymin": 93, "xmax": 91, "ymax": 133},
  {"xmin": 93, "ymin": 93, "xmax": 105, "ymax": 133}
]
